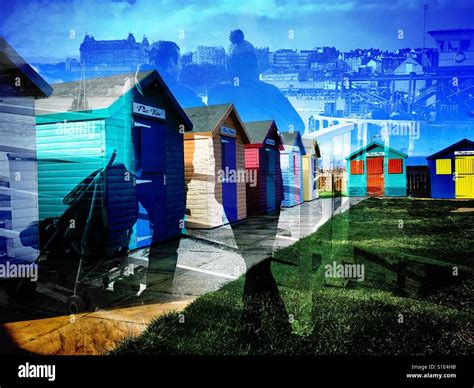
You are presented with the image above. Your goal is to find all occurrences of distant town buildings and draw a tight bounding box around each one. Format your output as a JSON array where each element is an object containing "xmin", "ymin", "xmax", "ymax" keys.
[
  {"xmin": 194, "ymin": 46, "xmax": 226, "ymax": 66},
  {"xmin": 255, "ymin": 47, "xmax": 271, "ymax": 72},
  {"xmin": 32, "ymin": 28, "xmax": 474, "ymax": 123},
  {"xmin": 393, "ymin": 57, "xmax": 425, "ymax": 93},
  {"xmin": 428, "ymin": 29, "xmax": 474, "ymax": 68},
  {"xmin": 79, "ymin": 32, "xmax": 150, "ymax": 74},
  {"xmin": 345, "ymin": 56, "xmax": 362, "ymax": 73},
  {"xmin": 269, "ymin": 48, "xmax": 338, "ymax": 72}
]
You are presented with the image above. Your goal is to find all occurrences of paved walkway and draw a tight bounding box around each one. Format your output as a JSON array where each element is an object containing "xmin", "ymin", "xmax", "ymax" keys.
[
  {"xmin": 0, "ymin": 196, "xmax": 364, "ymax": 355},
  {"xmin": 2, "ymin": 299, "xmax": 193, "ymax": 355}
]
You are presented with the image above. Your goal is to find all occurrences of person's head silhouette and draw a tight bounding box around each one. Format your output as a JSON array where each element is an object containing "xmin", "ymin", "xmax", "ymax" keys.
[
  {"xmin": 227, "ymin": 29, "xmax": 258, "ymax": 82},
  {"xmin": 149, "ymin": 41, "xmax": 183, "ymax": 81}
]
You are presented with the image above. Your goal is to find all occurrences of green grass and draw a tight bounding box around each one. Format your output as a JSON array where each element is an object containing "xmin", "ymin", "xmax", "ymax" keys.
[
  {"xmin": 318, "ymin": 191, "xmax": 348, "ymax": 198},
  {"xmin": 113, "ymin": 198, "xmax": 474, "ymax": 355}
]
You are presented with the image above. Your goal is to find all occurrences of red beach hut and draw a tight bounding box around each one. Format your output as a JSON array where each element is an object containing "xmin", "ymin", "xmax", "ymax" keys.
[{"xmin": 244, "ymin": 120, "xmax": 283, "ymax": 214}]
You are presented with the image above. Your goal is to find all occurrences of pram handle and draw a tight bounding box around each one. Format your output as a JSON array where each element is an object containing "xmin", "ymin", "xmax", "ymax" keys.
[
  {"xmin": 106, "ymin": 150, "xmax": 117, "ymax": 169},
  {"xmin": 63, "ymin": 151, "xmax": 117, "ymax": 206}
]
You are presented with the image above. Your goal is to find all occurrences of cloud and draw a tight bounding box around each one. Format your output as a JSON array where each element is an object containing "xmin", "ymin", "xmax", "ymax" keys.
[{"xmin": 1, "ymin": 0, "xmax": 473, "ymax": 62}]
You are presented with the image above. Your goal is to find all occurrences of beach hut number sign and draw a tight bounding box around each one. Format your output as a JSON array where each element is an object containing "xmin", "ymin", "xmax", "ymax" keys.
[
  {"xmin": 454, "ymin": 151, "xmax": 474, "ymax": 155},
  {"xmin": 220, "ymin": 126, "xmax": 237, "ymax": 137},
  {"xmin": 367, "ymin": 151, "xmax": 384, "ymax": 157},
  {"xmin": 133, "ymin": 102, "xmax": 166, "ymax": 120}
]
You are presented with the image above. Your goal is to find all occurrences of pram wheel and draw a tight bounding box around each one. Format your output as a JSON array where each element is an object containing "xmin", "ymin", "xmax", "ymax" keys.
[
  {"xmin": 67, "ymin": 295, "xmax": 86, "ymax": 314},
  {"xmin": 102, "ymin": 276, "xmax": 110, "ymax": 289},
  {"xmin": 5, "ymin": 279, "xmax": 37, "ymax": 300}
]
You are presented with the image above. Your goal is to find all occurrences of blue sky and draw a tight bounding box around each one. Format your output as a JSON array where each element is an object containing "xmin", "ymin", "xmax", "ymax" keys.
[{"xmin": 1, "ymin": 0, "xmax": 473, "ymax": 63}]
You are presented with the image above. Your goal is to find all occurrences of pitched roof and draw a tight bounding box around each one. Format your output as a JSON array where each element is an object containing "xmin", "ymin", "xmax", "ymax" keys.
[
  {"xmin": 428, "ymin": 29, "xmax": 474, "ymax": 35},
  {"xmin": 280, "ymin": 131, "xmax": 306, "ymax": 154},
  {"xmin": 427, "ymin": 138, "xmax": 474, "ymax": 159},
  {"xmin": 0, "ymin": 37, "xmax": 52, "ymax": 98},
  {"xmin": 302, "ymin": 138, "xmax": 321, "ymax": 157},
  {"xmin": 280, "ymin": 132, "xmax": 299, "ymax": 145},
  {"xmin": 183, "ymin": 103, "xmax": 250, "ymax": 143},
  {"xmin": 35, "ymin": 70, "xmax": 193, "ymax": 131},
  {"xmin": 36, "ymin": 71, "xmax": 153, "ymax": 114},
  {"xmin": 345, "ymin": 141, "xmax": 408, "ymax": 160},
  {"xmin": 184, "ymin": 104, "xmax": 231, "ymax": 133},
  {"xmin": 244, "ymin": 120, "xmax": 277, "ymax": 144}
]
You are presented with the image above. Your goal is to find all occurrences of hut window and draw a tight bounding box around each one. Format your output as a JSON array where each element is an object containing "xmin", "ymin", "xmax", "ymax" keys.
[
  {"xmin": 388, "ymin": 159, "xmax": 403, "ymax": 174},
  {"xmin": 350, "ymin": 160, "xmax": 364, "ymax": 175},
  {"xmin": 245, "ymin": 148, "xmax": 259, "ymax": 169},
  {"xmin": 436, "ymin": 159, "xmax": 452, "ymax": 175}
]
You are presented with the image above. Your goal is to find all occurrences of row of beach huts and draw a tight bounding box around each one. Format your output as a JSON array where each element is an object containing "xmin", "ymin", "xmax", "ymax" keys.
[
  {"xmin": 1, "ymin": 40, "xmax": 321, "ymax": 262},
  {"xmin": 345, "ymin": 138, "xmax": 474, "ymax": 199},
  {"xmin": 33, "ymin": 72, "xmax": 320, "ymax": 241},
  {"xmin": 1, "ymin": 38, "xmax": 473, "ymax": 265}
]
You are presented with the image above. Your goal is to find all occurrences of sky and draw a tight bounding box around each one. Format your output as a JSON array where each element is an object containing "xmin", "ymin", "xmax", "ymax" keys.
[{"xmin": 0, "ymin": 0, "xmax": 473, "ymax": 63}]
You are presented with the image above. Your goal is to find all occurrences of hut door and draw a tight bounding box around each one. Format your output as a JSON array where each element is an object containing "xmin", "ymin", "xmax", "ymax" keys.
[
  {"xmin": 221, "ymin": 137, "xmax": 237, "ymax": 223},
  {"xmin": 133, "ymin": 118, "xmax": 166, "ymax": 246},
  {"xmin": 266, "ymin": 148, "xmax": 276, "ymax": 212},
  {"xmin": 455, "ymin": 155, "xmax": 474, "ymax": 198},
  {"xmin": 367, "ymin": 157, "xmax": 384, "ymax": 196},
  {"xmin": 312, "ymin": 157, "xmax": 318, "ymax": 195},
  {"xmin": 137, "ymin": 119, "xmax": 166, "ymax": 173},
  {"xmin": 293, "ymin": 153, "xmax": 301, "ymax": 203}
]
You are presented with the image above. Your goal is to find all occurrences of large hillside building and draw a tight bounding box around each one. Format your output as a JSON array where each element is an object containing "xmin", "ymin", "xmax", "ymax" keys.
[{"xmin": 79, "ymin": 33, "xmax": 150, "ymax": 75}]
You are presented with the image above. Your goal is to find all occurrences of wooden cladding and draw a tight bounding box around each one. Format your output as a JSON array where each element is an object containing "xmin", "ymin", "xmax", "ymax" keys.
[
  {"xmin": 436, "ymin": 159, "xmax": 452, "ymax": 175},
  {"xmin": 350, "ymin": 160, "xmax": 364, "ymax": 175},
  {"xmin": 245, "ymin": 148, "xmax": 259, "ymax": 169},
  {"xmin": 388, "ymin": 158, "xmax": 403, "ymax": 174},
  {"xmin": 367, "ymin": 157, "xmax": 384, "ymax": 174}
]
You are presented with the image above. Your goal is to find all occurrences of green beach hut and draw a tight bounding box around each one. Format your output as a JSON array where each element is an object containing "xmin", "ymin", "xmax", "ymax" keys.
[
  {"xmin": 345, "ymin": 141, "xmax": 407, "ymax": 197},
  {"xmin": 35, "ymin": 70, "xmax": 193, "ymax": 249}
]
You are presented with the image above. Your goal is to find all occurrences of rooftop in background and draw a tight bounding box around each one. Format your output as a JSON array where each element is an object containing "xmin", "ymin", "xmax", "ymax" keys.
[
  {"xmin": 0, "ymin": 37, "xmax": 52, "ymax": 98},
  {"xmin": 427, "ymin": 138, "xmax": 474, "ymax": 159},
  {"xmin": 427, "ymin": 29, "xmax": 474, "ymax": 68}
]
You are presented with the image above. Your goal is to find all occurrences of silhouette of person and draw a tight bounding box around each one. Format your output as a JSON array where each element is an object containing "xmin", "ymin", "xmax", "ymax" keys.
[
  {"xmin": 208, "ymin": 29, "xmax": 304, "ymax": 134},
  {"xmin": 130, "ymin": 43, "xmax": 204, "ymax": 300}
]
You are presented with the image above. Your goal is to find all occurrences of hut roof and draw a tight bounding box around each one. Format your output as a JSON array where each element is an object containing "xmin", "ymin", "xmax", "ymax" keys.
[
  {"xmin": 244, "ymin": 120, "xmax": 274, "ymax": 143},
  {"xmin": 345, "ymin": 141, "xmax": 408, "ymax": 160},
  {"xmin": 35, "ymin": 70, "xmax": 193, "ymax": 130},
  {"xmin": 280, "ymin": 131, "xmax": 306, "ymax": 155},
  {"xmin": 302, "ymin": 138, "xmax": 321, "ymax": 158},
  {"xmin": 0, "ymin": 37, "xmax": 52, "ymax": 98},
  {"xmin": 244, "ymin": 120, "xmax": 282, "ymax": 146},
  {"xmin": 184, "ymin": 103, "xmax": 250, "ymax": 143},
  {"xmin": 426, "ymin": 138, "xmax": 474, "ymax": 159}
]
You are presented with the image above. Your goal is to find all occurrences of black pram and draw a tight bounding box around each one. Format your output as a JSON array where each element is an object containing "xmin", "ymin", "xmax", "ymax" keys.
[{"xmin": 41, "ymin": 151, "xmax": 139, "ymax": 313}]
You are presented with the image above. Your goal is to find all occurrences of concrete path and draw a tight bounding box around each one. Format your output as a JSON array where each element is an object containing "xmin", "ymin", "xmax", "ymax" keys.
[{"xmin": 2, "ymin": 299, "xmax": 193, "ymax": 355}]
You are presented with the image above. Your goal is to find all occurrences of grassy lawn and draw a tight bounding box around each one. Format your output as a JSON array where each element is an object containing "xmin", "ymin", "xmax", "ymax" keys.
[
  {"xmin": 318, "ymin": 191, "xmax": 347, "ymax": 198},
  {"xmin": 113, "ymin": 198, "xmax": 474, "ymax": 355}
]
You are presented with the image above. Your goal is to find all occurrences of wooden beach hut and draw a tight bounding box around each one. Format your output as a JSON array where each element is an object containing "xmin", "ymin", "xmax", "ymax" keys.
[
  {"xmin": 345, "ymin": 141, "xmax": 407, "ymax": 197},
  {"xmin": 35, "ymin": 70, "xmax": 192, "ymax": 248},
  {"xmin": 0, "ymin": 38, "xmax": 52, "ymax": 264},
  {"xmin": 183, "ymin": 103, "xmax": 250, "ymax": 228},
  {"xmin": 427, "ymin": 139, "xmax": 474, "ymax": 199},
  {"xmin": 280, "ymin": 132, "xmax": 306, "ymax": 207},
  {"xmin": 302, "ymin": 138, "xmax": 321, "ymax": 201},
  {"xmin": 244, "ymin": 120, "xmax": 283, "ymax": 215}
]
